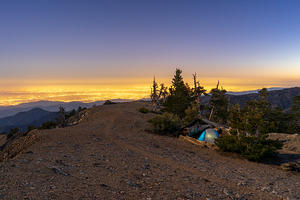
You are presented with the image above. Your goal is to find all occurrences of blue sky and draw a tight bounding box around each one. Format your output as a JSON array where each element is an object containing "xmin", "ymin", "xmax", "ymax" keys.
[{"xmin": 0, "ymin": 0, "xmax": 300, "ymax": 104}]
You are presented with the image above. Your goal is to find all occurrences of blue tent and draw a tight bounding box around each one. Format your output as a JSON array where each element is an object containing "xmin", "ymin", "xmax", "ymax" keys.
[{"xmin": 198, "ymin": 128, "xmax": 219, "ymax": 143}]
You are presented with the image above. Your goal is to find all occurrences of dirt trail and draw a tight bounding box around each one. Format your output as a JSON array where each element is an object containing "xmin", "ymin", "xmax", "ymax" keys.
[{"xmin": 0, "ymin": 102, "xmax": 299, "ymax": 199}]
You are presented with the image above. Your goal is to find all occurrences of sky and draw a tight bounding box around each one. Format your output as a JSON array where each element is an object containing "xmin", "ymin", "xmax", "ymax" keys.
[{"xmin": 0, "ymin": 0, "xmax": 300, "ymax": 105}]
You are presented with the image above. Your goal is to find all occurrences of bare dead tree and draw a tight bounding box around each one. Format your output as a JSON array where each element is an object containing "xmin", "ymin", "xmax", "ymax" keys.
[
  {"xmin": 159, "ymin": 83, "xmax": 168, "ymax": 103},
  {"xmin": 150, "ymin": 77, "xmax": 168, "ymax": 111},
  {"xmin": 209, "ymin": 106, "xmax": 214, "ymax": 121},
  {"xmin": 209, "ymin": 80, "xmax": 220, "ymax": 121},
  {"xmin": 192, "ymin": 73, "xmax": 206, "ymax": 118}
]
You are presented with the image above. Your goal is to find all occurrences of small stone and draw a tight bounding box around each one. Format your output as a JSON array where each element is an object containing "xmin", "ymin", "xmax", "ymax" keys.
[
  {"xmin": 223, "ymin": 188, "xmax": 230, "ymax": 195},
  {"xmin": 280, "ymin": 162, "xmax": 300, "ymax": 172},
  {"xmin": 100, "ymin": 184, "xmax": 109, "ymax": 188},
  {"xmin": 51, "ymin": 166, "xmax": 69, "ymax": 176},
  {"xmin": 22, "ymin": 159, "xmax": 30, "ymax": 164},
  {"xmin": 93, "ymin": 163, "xmax": 101, "ymax": 167}
]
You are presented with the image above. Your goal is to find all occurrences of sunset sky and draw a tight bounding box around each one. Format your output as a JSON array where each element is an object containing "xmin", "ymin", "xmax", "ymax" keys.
[{"xmin": 1, "ymin": 0, "xmax": 300, "ymax": 105}]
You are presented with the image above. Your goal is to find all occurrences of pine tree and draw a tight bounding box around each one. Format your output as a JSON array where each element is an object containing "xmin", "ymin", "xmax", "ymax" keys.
[
  {"xmin": 209, "ymin": 82, "xmax": 228, "ymax": 123},
  {"xmin": 240, "ymin": 88, "xmax": 271, "ymax": 135},
  {"xmin": 290, "ymin": 94, "xmax": 300, "ymax": 132},
  {"xmin": 56, "ymin": 106, "xmax": 66, "ymax": 127},
  {"xmin": 292, "ymin": 95, "xmax": 300, "ymax": 117},
  {"xmin": 228, "ymin": 104, "xmax": 243, "ymax": 134},
  {"xmin": 163, "ymin": 68, "xmax": 192, "ymax": 118}
]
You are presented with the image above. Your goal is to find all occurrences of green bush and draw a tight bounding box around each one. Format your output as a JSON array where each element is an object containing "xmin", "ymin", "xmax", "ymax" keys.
[
  {"xmin": 103, "ymin": 100, "xmax": 116, "ymax": 105},
  {"xmin": 77, "ymin": 106, "xmax": 87, "ymax": 113},
  {"xmin": 148, "ymin": 112, "xmax": 182, "ymax": 136},
  {"xmin": 183, "ymin": 105, "xmax": 199, "ymax": 125},
  {"xmin": 66, "ymin": 109, "xmax": 76, "ymax": 118},
  {"xmin": 215, "ymin": 135, "xmax": 283, "ymax": 162},
  {"xmin": 26, "ymin": 125, "xmax": 35, "ymax": 134},
  {"xmin": 6, "ymin": 128, "xmax": 19, "ymax": 139},
  {"xmin": 39, "ymin": 121, "xmax": 57, "ymax": 130},
  {"xmin": 138, "ymin": 107, "xmax": 149, "ymax": 114},
  {"xmin": 229, "ymin": 128, "xmax": 239, "ymax": 135}
]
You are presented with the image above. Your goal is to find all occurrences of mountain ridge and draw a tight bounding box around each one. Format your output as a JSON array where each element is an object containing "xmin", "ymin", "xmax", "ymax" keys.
[
  {"xmin": 0, "ymin": 108, "xmax": 58, "ymax": 133},
  {"xmin": 227, "ymin": 87, "xmax": 300, "ymax": 111}
]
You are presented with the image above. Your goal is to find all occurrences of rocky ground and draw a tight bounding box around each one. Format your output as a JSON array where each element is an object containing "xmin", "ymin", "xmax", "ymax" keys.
[
  {"xmin": 0, "ymin": 102, "xmax": 299, "ymax": 200},
  {"xmin": 269, "ymin": 133, "xmax": 300, "ymax": 153}
]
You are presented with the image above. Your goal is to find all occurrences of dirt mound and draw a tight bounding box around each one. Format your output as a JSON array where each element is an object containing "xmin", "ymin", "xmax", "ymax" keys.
[
  {"xmin": 269, "ymin": 133, "xmax": 300, "ymax": 153},
  {"xmin": 0, "ymin": 102, "xmax": 299, "ymax": 199},
  {"xmin": 0, "ymin": 109, "xmax": 90, "ymax": 162},
  {"xmin": 0, "ymin": 130, "xmax": 40, "ymax": 162}
]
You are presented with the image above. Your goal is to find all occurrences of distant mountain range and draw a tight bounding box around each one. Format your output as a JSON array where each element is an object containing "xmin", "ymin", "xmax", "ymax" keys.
[
  {"xmin": 227, "ymin": 87, "xmax": 286, "ymax": 95},
  {"xmin": 228, "ymin": 87, "xmax": 300, "ymax": 111},
  {"xmin": 0, "ymin": 87, "xmax": 299, "ymax": 133},
  {"xmin": 0, "ymin": 108, "xmax": 58, "ymax": 133},
  {"xmin": 201, "ymin": 87, "xmax": 300, "ymax": 111},
  {"xmin": 0, "ymin": 99, "xmax": 132, "ymax": 118}
]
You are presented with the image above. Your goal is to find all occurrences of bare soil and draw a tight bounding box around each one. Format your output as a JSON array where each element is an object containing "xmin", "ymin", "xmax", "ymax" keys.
[
  {"xmin": 269, "ymin": 133, "xmax": 300, "ymax": 153},
  {"xmin": 0, "ymin": 102, "xmax": 299, "ymax": 200}
]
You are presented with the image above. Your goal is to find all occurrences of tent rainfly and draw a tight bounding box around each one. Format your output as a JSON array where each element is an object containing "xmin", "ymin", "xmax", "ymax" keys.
[{"xmin": 183, "ymin": 118, "xmax": 220, "ymax": 144}]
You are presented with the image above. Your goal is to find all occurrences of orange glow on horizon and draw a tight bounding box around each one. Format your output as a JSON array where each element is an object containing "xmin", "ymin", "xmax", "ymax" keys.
[{"xmin": 0, "ymin": 76, "xmax": 299, "ymax": 106}]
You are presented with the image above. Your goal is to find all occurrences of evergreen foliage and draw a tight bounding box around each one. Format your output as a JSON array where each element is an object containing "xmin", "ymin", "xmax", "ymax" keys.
[
  {"xmin": 67, "ymin": 109, "xmax": 76, "ymax": 118},
  {"xmin": 26, "ymin": 125, "xmax": 35, "ymax": 134},
  {"xmin": 163, "ymin": 69, "xmax": 192, "ymax": 118},
  {"xmin": 56, "ymin": 106, "xmax": 66, "ymax": 127},
  {"xmin": 6, "ymin": 128, "xmax": 19, "ymax": 139},
  {"xmin": 138, "ymin": 107, "xmax": 150, "ymax": 114},
  {"xmin": 148, "ymin": 112, "xmax": 182, "ymax": 135},
  {"xmin": 39, "ymin": 121, "xmax": 57, "ymax": 130},
  {"xmin": 289, "ymin": 94, "xmax": 300, "ymax": 133},
  {"xmin": 104, "ymin": 100, "xmax": 117, "ymax": 105},
  {"xmin": 77, "ymin": 106, "xmax": 86, "ymax": 113},
  {"xmin": 228, "ymin": 88, "xmax": 299, "ymax": 135},
  {"xmin": 215, "ymin": 135, "xmax": 283, "ymax": 162},
  {"xmin": 183, "ymin": 103, "xmax": 199, "ymax": 125},
  {"xmin": 209, "ymin": 86, "xmax": 228, "ymax": 123}
]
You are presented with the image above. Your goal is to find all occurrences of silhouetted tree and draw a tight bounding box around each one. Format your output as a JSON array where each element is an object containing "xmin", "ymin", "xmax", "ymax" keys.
[
  {"xmin": 150, "ymin": 77, "xmax": 168, "ymax": 111},
  {"xmin": 163, "ymin": 69, "xmax": 192, "ymax": 118},
  {"xmin": 292, "ymin": 95, "xmax": 300, "ymax": 117},
  {"xmin": 228, "ymin": 88, "xmax": 296, "ymax": 135},
  {"xmin": 192, "ymin": 73, "xmax": 207, "ymax": 118},
  {"xmin": 290, "ymin": 94, "xmax": 300, "ymax": 133},
  {"xmin": 209, "ymin": 82, "xmax": 228, "ymax": 124},
  {"xmin": 56, "ymin": 106, "xmax": 66, "ymax": 127},
  {"xmin": 26, "ymin": 125, "xmax": 35, "ymax": 134},
  {"xmin": 7, "ymin": 128, "xmax": 19, "ymax": 139},
  {"xmin": 228, "ymin": 104, "xmax": 243, "ymax": 135}
]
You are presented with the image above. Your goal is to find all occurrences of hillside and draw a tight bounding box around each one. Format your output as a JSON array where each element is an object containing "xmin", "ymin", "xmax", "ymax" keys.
[
  {"xmin": 0, "ymin": 108, "xmax": 58, "ymax": 133},
  {"xmin": 0, "ymin": 102, "xmax": 299, "ymax": 199}
]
